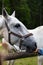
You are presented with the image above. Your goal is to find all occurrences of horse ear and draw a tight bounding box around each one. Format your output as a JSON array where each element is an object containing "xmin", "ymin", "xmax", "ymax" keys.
[
  {"xmin": 11, "ymin": 11, "xmax": 15, "ymax": 17},
  {"xmin": 2, "ymin": 8, "xmax": 9, "ymax": 19}
]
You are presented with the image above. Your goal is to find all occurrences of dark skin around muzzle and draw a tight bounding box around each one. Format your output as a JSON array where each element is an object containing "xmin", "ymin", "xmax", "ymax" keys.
[{"xmin": 19, "ymin": 36, "xmax": 37, "ymax": 52}]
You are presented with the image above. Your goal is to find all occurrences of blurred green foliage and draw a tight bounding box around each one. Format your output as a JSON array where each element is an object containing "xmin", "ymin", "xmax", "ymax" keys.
[{"xmin": 0, "ymin": 0, "xmax": 43, "ymax": 29}]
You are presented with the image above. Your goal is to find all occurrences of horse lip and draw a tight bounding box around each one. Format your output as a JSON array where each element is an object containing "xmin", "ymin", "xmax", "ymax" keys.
[{"xmin": 34, "ymin": 48, "xmax": 38, "ymax": 53}]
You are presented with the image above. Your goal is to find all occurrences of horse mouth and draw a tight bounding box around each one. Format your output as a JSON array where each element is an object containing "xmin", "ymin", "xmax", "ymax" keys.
[{"xmin": 34, "ymin": 48, "xmax": 38, "ymax": 53}]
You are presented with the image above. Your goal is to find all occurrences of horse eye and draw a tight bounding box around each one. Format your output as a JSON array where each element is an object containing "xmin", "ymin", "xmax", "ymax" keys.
[{"xmin": 15, "ymin": 24, "xmax": 21, "ymax": 28}]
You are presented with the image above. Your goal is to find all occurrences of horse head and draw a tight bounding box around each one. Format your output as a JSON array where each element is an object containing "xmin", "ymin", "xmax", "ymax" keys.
[{"xmin": 2, "ymin": 8, "xmax": 37, "ymax": 53}]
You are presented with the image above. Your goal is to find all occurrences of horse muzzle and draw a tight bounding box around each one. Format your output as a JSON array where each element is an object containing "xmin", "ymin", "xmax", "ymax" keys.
[{"xmin": 19, "ymin": 37, "xmax": 37, "ymax": 53}]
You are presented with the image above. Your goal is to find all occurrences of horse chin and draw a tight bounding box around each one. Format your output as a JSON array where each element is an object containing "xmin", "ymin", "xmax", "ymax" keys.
[
  {"xmin": 20, "ymin": 46, "xmax": 36, "ymax": 53},
  {"xmin": 25, "ymin": 47, "xmax": 37, "ymax": 53}
]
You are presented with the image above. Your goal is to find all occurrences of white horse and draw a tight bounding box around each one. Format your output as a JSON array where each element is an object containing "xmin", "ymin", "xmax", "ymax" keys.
[
  {"xmin": 0, "ymin": 8, "xmax": 43, "ymax": 65},
  {"xmin": 0, "ymin": 8, "xmax": 37, "ymax": 65},
  {"xmin": 29, "ymin": 26, "xmax": 43, "ymax": 65}
]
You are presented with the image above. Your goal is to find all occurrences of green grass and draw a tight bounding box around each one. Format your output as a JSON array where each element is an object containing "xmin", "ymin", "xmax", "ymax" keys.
[{"xmin": 15, "ymin": 57, "xmax": 37, "ymax": 65}]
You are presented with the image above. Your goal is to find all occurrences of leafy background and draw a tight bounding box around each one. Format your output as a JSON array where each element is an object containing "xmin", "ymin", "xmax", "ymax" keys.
[{"xmin": 0, "ymin": 0, "xmax": 43, "ymax": 29}]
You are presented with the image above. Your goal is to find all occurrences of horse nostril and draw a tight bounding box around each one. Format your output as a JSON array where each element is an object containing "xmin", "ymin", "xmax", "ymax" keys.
[
  {"xmin": 35, "ymin": 42, "xmax": 37, "ymax": 48},
  {"xmin": 32, "ymin": 42, "xmax": 37, "ymax": 51},
  {"xmin": 34, "ymin": 42, "xmax": 37, "ymax": 49}
]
